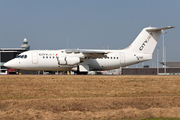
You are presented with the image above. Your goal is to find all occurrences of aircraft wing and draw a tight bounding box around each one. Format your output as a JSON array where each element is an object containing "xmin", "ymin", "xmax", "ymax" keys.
[{"xmin": 65, "ymin": 49, "xmax": 109, "ymax": 58}]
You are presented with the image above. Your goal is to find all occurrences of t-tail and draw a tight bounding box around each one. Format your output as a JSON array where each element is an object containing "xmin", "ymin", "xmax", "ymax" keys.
[{"xmin": 125, "ymin": 26, "xmax": 174, "ymax": 54}]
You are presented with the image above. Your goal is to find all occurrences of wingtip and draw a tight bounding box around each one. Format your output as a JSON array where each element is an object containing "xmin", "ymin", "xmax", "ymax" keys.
[{"xmin": 168, "ymin": 26, "xmax": 175, "ymax": 28}]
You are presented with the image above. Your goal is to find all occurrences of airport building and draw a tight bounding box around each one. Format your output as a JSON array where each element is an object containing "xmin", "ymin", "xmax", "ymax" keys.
[
  {"xmin": 102, "ymin": 63, "xmax": 180, "ymax": 75},
  {"xmin": 0, "ymin": 38, "xmax": 30, "ymax": 74},
  {"xmin": 121, "ymin": 68, "xmax": 180, "ymax": 75},
  {"xmin": 121, "ymin": 62, "xmax": 180, "ymax": 75}
]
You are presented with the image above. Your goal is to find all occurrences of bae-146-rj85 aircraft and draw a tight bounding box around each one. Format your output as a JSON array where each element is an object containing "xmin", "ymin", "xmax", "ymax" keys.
[{"xmin": 4, "ymin": 26, "xmax": 174, "ymax": 74}]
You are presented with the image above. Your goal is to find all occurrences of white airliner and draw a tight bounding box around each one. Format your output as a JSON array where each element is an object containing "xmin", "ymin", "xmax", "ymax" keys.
[{"xmin": 4, "ymin": 26, "xmax": 174, "ymax": 74}]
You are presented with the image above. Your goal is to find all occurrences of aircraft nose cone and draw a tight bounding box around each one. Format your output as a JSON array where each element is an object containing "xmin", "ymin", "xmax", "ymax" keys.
[
  {"xmin": 3, "ymin": 62, "xmax": 10, "ymax": 68},
  {"xmin": 4, "ymin": 59, "xmax": 19, "ymax": 69}
]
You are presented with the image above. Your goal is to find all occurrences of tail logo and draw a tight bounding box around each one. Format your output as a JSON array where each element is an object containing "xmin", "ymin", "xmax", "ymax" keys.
[{"xmin": 139, "ymin": 33, "xmax": 152, "ymax": 51}]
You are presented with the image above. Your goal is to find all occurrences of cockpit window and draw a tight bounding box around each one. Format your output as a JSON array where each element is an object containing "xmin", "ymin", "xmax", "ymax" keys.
[
  {"xmin": 16, "ymin": 55, "xmax": 27, "ymax": 59},
  {"xmin": 16, "ymin": 55, "xmax": 21, "ymax": 58},
  {"xmin": 21, "ymin": 55, "xmax": 24, "ymax": 58}
]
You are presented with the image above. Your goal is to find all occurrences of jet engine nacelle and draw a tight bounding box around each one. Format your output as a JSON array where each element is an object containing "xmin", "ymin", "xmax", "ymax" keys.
[{"xmin": 59, "ymin": 56, "xmax": 80, "ymax": 65}]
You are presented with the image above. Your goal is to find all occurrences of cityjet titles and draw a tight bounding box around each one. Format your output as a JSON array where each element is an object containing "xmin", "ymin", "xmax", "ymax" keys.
[
  {"xmin": 139, "ymin": 35, "xmax": 152, "ymax": 51},
  {"xmin": 39, "ymin": 53, "xmax": 58, "ymax": 56}
]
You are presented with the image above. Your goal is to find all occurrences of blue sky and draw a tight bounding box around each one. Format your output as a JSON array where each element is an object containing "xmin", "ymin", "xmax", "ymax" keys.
[{"xmin": 0, "ymin": 0, "xmax": 179, "ymax": 67}]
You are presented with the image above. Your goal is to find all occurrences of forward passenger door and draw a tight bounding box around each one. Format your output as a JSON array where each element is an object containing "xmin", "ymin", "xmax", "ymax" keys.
[{"xmin": 32, "ymin": 52, "xmax": 38, "ymax": 64}]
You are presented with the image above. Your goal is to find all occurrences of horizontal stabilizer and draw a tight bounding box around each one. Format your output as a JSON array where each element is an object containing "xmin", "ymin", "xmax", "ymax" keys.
[{"xmin": 146, "ymin": 26, "xmax": 175, "ymax": 31}]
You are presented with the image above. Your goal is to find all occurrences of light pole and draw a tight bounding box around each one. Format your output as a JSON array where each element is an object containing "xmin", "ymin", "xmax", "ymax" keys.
[
  {"xmin": 107, "ymin": 45, "xmax": 110, "ymax": 50},
  {"xmin": 165, "ymin": 46, "xmax": 167, "ymax": 73},
  {"xmin": 0, "ymin": 48, "xmax": 1, "ymax": 74},
  {"xmin": 162, "ymin": 30, "xmax": 167, "ymax": 73},
  {"xmin": 157, "ymin": 47, "xmax": 159, "ymax": 75},
  {"xmin": 67, "ymin": 37, "xmax": 68, "ymax": 49}
]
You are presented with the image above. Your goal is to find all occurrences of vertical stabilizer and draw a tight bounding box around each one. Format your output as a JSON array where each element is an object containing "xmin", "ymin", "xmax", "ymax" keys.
[{"xmin": 126, "ymin": 26, "xmax": 174, "ymax": 54}]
